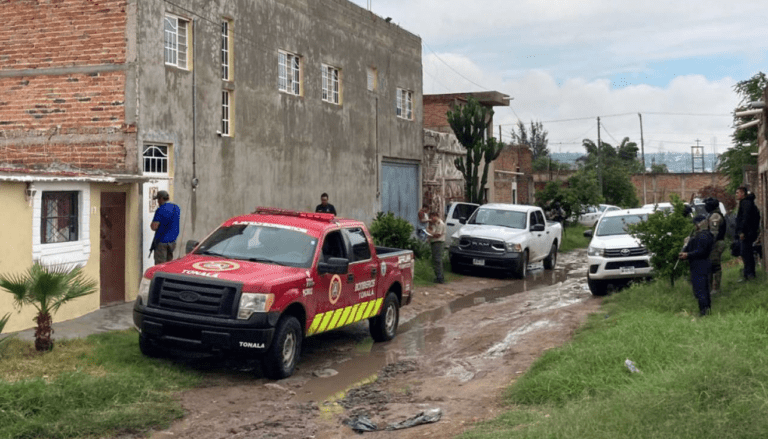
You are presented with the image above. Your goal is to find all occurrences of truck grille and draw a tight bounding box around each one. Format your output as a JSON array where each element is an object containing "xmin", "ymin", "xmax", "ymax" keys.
[
  {"xmin": 604, "ymin": 247, "xmax": 648, "ymax": 258},
  {"xmin": 458, "ymin": 237, "xmax": 506, "ymax": 254},
  {"xmin": 148, "ymin": 273, "xmax": 242, "ymax": 318},
  {"xmin": 605, "ymin": 260, "xmax": 650, "ymax": 270}
]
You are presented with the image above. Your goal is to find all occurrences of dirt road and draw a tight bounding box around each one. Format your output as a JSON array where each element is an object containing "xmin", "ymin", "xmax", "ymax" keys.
[{"xmin": 148, "ymin": 249, "xmax": 601, "ymax": 439}]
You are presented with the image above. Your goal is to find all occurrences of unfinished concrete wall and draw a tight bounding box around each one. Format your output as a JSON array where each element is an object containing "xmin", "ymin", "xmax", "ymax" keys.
[
  {"xmin": 423, "ymin": 129, "xmax": 465, "ymax": 215},
  {"xmin": 136, "ymin": 0, "xmax": 423, "ymax": 241}
]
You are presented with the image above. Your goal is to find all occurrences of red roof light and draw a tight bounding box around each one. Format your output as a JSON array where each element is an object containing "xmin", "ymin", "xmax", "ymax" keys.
[{"xmin": 253, "ymin": 207, "xmax": 336, "ymax": 222}]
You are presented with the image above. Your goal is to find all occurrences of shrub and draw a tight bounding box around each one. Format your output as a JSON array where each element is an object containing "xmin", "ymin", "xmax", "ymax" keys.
[
  {"xmin": 0, "ymin": 313, "xmax": 14, "ymax": 357},
  {"xmin": 369, "ymin": 212, "xmax": 433, "ymax": 259}
]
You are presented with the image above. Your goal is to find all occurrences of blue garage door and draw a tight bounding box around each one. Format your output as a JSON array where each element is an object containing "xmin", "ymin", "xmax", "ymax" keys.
[{"xmin": 381, "ymin": 161, "xmax": 420, "ymax": 230}]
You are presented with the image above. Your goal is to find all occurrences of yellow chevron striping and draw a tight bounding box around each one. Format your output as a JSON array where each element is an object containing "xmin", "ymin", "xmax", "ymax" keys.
[
  {"xmin": 342, "ymin": 303, "xmax": 360, "ymax": 327},
  {"xmin": 335, "ymin": 306, "xmax": 353, "ymax": 330},
  {"xmin": 354, "ymin": 300, "xmax": 369, "ymax": 322},
  {"xmin": 361, "ymin": 299, "xmax": 376, "ymax": 320},
  {"xmin": 317, "ymin": 310, "xmax": 336, "ymax": 334},
  {"xmin": 327, "ymin": 308, "xmax": 345, "ymax": 331},
  {"xmin": 371, "ymin": 298, "xmax": 383, "ymax": 317},
  {"xmin": 308, "ymin": 312, "xmax": 325, "ymax": 336}
]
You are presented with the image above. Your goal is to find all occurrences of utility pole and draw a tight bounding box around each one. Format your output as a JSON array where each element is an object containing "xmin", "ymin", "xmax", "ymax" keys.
[
  {"xmin": 639, "ymin": 113, "xmax": 646, "ymax": 204},
  {"xmin": 597, "ymin": 117, "xmax": 602, "ymax": 197}
]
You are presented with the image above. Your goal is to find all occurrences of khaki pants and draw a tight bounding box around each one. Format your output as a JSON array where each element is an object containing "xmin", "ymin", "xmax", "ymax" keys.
[{"xmin": 154, "ymin": 241, "xmax": 176, "ymax": 265}]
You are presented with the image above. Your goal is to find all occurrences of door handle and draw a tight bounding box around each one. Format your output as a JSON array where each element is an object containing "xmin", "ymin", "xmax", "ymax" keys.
[
  {"xmin": 347, "ymin": 274, "xmax": 354, "ymax": 283},
  {"xmin": 371, "ymin": 268, "xmax": 377, "ymax": 277},
  {"xmin": 447, "ymin": 222, "xmax": 456, "ymax": 226}
]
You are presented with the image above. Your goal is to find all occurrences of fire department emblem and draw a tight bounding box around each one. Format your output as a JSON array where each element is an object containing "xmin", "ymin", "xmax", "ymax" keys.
[
  {"xmin": 192, "ymin": 261, "xmax": 241, "ymax": 272},
  {"xmin": 328, "ymin": 275, "xmax": 342, "ymax": 305}
]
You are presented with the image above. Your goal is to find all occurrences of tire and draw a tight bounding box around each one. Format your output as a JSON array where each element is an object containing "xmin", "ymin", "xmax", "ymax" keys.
[
  {"xmin": 543, "ymin": 243, "xmax": 557, "ymax": 270},
  {"xmin": 139, "ymin": 334, "xmax": 161, "ymax": 358},
  {"xmin": 262, "ymin": 315, "xmax": 302, "ymax": 380},
  {"xmin": 587, "ymin": 277, "xmax": 609, "ymax": 296},
  {"xmin": 513, "ymin": 250, "xmax": 528, "ymax": 279},
  {"xmin": 370, "ymin": 292, "xmax": 400, "ymax": 342}
]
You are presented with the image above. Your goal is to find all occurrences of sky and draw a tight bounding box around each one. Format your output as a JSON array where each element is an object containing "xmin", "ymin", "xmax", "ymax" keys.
[{"xmin": 351, "ymin": 0, "xmax": 767, "ymax": 155}]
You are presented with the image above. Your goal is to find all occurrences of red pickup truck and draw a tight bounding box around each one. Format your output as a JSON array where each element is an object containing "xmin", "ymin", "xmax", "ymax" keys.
[{"xmin": 133, "ymin": 208, "xmax": 414, "ymax": 379}]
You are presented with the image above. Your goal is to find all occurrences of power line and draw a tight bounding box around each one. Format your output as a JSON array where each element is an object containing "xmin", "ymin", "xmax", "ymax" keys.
[{"xmin": 422, "ymin": 41, "xmax": 490, "ymax": 91}]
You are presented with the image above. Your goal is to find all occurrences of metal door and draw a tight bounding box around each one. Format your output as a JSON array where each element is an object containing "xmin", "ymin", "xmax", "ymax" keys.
[
  {"xmin": 381, "ymin": 161, "xmax": 420, "ymax": 230},
  {"xmin": 142, "ymin": 144, "xmax": 171, "ymax": 275},
  {"xmin": 100, "ymin": 192, "xmax": 126, "ymax": 306}
]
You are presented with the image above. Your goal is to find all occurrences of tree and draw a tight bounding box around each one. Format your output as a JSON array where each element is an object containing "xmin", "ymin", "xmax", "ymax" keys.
[
  {"xmin": 717, "ymin": 72, "xmax": 767, "ymax": 191},
  {"xmin": 532, "ymin": 156, "xmax": 571, "ymax": 172},
  {"xmin": 0, "ymin": 262, "xmax": 97, "ymax": 351},
  {"xmin": 512, "ymin": 120, "xmax": 549, "ymax": 162},
  {"xmin": 578, "ymin": 138, "xmax": 639, "ymax": 207},
  {"xmin": 650, "ymin": 163, "xmax": 669, "ymax": 173},
  {"xmin": 448, "ymin": 97, "xmax": 504, "ymax": 204}
]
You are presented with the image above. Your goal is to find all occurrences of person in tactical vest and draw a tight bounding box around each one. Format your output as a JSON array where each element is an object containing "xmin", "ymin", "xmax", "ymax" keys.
[
  {"xmin": 704, "ymin": 197, "xmax": 726, "ymax": 294},
  {"xmin": 679, "ymin": 215, "xmax": 714, "ymax": 316}
]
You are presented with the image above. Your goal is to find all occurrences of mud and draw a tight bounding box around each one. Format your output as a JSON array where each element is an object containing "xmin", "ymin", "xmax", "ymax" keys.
[{"xmin": 145, "ymin": 249, "xmax": 601, "ymax": 439}]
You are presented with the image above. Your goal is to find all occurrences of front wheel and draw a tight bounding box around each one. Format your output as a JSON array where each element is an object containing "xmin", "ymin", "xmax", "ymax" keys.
[
  {"xmin": 370, "ymin": 292, "xmax": 400, "ymax": 342},
  {"xmin": 587, "ymin": 277, "xmax": 608, "ymax": 296},
  {"xmin": 262, "ymin": 315, "xmax": 302, "ymax": 380},
  {"xmin": 513, "ymin": 250, "xmax": 529, "ymax": 279},
  {"xmin": 543, "ymin": 243, "xmax": 557, "ymax": 270}
]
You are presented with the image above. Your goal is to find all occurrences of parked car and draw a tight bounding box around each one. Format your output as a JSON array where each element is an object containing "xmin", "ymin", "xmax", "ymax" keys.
[
  {"xmin": 444, "ymin": 201, "xmax": 480, "ymax": 240},
  {"xmin": 133, "ymin": 207, "xmax": 414, "ymax": 379},
  {"xmin": 448, "ymin": 204, "xmax": 562, "ymax": 278},
  {"xmin": 641, "ymin": 202, "xmax": 674, "ymax": 213},
  {"xmin": 575, "ymin": 204, "xmax": 621, "ymax": 227},
  {"xmin": 584, "ymin": 207, "xmax": 655, "ymax": 296}
]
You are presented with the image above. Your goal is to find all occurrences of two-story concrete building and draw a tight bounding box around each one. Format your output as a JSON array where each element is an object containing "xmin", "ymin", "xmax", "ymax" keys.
[{"xmin": 0, "ymin": 0, "xmax": 422, "ymax": 333}]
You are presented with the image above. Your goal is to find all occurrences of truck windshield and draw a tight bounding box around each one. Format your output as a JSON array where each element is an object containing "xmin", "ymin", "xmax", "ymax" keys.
[
  {"xmin": 468, "ymin": 208, "xmax": 526, "ymax": 229},
  {"xmin": 194, "ymin": 224, "xmax": 317, "ymax": 268},
  {"xmin": 596, "ymin": 214, "xmax": 648, "ymax": 236}
]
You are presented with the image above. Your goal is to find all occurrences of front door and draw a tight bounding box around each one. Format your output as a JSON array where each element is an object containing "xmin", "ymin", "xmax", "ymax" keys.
[
  {"xmin": 142, "ymin": 144, "xmax": 171, "ymax": 274},
  {"xmin": 100, "ymin": 192, "xmax": 126, "ymax": 306}
]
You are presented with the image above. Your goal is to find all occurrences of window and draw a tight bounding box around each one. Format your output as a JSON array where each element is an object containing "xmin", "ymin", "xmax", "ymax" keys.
[
  {"xmin": 221, "ymin": 19, "xmax": 233, "ymax": 80},
  {"xmin": 346, "ymin": 228, "xmax": 371, "ymax": 262},
  {"xmin": 278, "ymin": 50, "xmax": 301, "ymax": 96},
  {"xmin": 396, "ymin": 88, "xmax": 413, "ymax": 120},
  {"xmin": 321, "ymin": 64, "xmax": 340, "ymax": 104},
  {"xmin": 41, "ymin": 192, "xmax": 79, "ymax": 244},
  {"xmin": 221, "ymin": 90, "xmax": 232, "ymax": 136},
  {"xmin": 143, "ymin": 144, "xmax": 169, "ymax": 174},
  {"xmin": 164, "ymin": 14, "xmax": 190, "ymax": 69},
  {"xmin": 367, "ymin": 67, "xmax": 377, "ymax": 91}
]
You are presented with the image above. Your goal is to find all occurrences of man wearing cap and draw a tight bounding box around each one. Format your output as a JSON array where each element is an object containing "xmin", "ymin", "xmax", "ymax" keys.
[
  {"xmin": 679, "ymin": 215, "xmax": 714, "ymax": 316},
  {"xmin": 151, "ymin": 190, "xmax": 181, "ymax": 265}
]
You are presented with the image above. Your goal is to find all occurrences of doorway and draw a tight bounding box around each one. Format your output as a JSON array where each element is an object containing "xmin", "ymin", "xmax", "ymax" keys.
[{"xmin": 100, "ymin": 192, "xmax": 126, "ymax": 306}]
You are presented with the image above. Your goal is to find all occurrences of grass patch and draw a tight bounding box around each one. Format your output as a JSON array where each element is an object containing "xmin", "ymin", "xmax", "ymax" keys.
[
  {"xmin": 462, "ymin": 264, "xmax": 768, "ymax": 439},
  {"xmin": 413, "ymin": 254, "xmax": 462, "ymax": 287},
  {"xmin": 559, "ymin": 223, "xmax": 591, "ymax": 253},
  {"xmin": 0, "ymin": 330, "xmax": 201, "ymax": 439}
]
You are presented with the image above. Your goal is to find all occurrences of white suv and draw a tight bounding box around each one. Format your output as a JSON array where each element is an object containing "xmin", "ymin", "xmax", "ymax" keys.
[{"xmin": 584, "ymin": 208, "xmax": 654, "ymax": 296}]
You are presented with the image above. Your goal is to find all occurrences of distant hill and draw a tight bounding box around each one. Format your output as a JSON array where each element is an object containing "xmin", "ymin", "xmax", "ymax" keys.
[{"xmin": 549, "ymin": 152, "xmax": 719, "ymax": 173}]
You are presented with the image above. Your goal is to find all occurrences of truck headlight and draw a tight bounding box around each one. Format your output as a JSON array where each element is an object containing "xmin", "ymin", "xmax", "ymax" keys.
[
  {"xmin": 237, "ymin": 293, "xmax": 275, "ymax": 320},
  {"xmin": 505, "ymin": 242, "xmax": 522, "ymax": 252},
  {"xmin": 138, "ymin": 277, "xmax": 151, "ymax": 305},
  {"xmin": 588, "ymin": 246, "xmax": 605, "ymax": 257}
]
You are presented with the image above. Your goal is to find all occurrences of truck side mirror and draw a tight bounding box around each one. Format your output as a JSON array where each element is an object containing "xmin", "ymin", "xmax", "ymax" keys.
[
  {"xmin": 531, "ymin": 224, "xmax": 545, "ymax": 232},
  {"xmin": 185, "ymin": 240, "xmax": 200, "ymax": 254},
  {"xmin": 583, "ymin": 229, "xmax": 593, "ymax": 238},
  {"xmin": 318, "ymin": 257, "xmax": 349, "ymax": 275},
  {"xmin": 459, "ymin": 217, "xmax": 467, "ymax": 225}
]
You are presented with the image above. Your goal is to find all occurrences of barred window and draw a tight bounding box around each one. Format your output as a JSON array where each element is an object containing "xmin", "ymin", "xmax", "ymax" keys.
[
  {"xmin": 321, "ymin": 64, "xmax": 340, "ymax": 104},
  {"xmin": 278, "ymin": 50, "xmax": 301, "ymax": 96},
  {"xmin": 221, "ymin": 20, "xmax": 233, "ymax": 80},
  {"xmin": 222, "ymin": 90, "xmax": 232, "ymax": 136},
  {"xmin": 41, "ymin": 192, "xmax": 79, "ymax": 244},
  {"xmin": 164, "ymin": 14, "xmax": 190, "ymax": 69},
  {"xmin": 396, "ymin": 88, "xmax": 413, "ymax": 120},
  {"xmin": 143, "ymin": 144, "xmax": 169, "ymax": 174}
]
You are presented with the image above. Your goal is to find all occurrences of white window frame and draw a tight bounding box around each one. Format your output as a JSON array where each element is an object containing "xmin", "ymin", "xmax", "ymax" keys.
[
  {"xmin": 396, "ymin": 88, "xmax": 413, "ymax": 120},
  {"xmin": 165, "ymin": 13, "xmax": 190, "ymax": 69},
  {"xmin": 367, "ymin": 67, "xmax": 377, "ymax": 91},
  {"xmin": 221, "ymin": 90, "xmax": 232, "ymax": 136},
  {"xmin": 322, "ymin": 64, "xmax": 340, "ymax": 104},
  {"xmin": 221, "ymin": 19, "xmax": 233, "ymax": 80},
  {"xmin": 31, "ymin": 182, "xmax": 91, "ymax": 268},
  {"xmin": 278, "ymin": 50, "xmax": 302, "ymax": 96}
]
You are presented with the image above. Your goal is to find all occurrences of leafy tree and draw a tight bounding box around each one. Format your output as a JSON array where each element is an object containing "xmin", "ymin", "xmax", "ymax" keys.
[
  {"xmin": 717, "ymin": 72, "xmax": 767, "ymax": 191},
  {"xmin": 650, "ymin": 163, "xmax": 669, "ymax": 173},
  {"xmin": 578, "ymin": 138, "xmax": 639, "ymax": 207},
  {"xmin": 532, "ymin": 156, "xmax": 571, "ymax": 172},
  {"xmin": 535, "ymin": 171, "xmax": 603, "ymax": 223},
  {"xmin": 0, "ymin": 262, "xmax": 97, "ymax": 351},
  {"xmin": 448, "ymin": 97, "xmax": 504, "ymax": 204},
  {"xmin": 512, "ymin": 120, "xmax": 549, "ymax": 162}
]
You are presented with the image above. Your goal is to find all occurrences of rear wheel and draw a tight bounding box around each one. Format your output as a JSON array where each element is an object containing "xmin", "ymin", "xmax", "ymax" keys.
[
  {"xmin": 513, "ymin": 250, "xmax": 528, "ymax": 279},
  {"xmin": 543, "ymin": 243, "xmax": 557, "ymax": 270},
  {"xmin": 587, "ymin": 277, "xmax": 609, "ymax": 296},
  {"xmin": 262, "ymin": 315, "xmax": 302, "ymax": 380},
  {"xmin": 370, "ymin": 292, "xmax": 400, "ymax": 342}
]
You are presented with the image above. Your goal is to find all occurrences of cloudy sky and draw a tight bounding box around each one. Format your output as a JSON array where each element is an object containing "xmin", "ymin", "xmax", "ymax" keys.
[{"xmin": 352, "ymin": 0, "xmax": 767, "ymax": 155}]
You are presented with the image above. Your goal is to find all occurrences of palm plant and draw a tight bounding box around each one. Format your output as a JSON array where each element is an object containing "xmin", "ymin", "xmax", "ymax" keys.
[
  {"xmin": 0, "ymin": 313, "xmax": 14, "ymax": 356},
  {"xmin": 0, "ymin": 262, "xmax": 97, "ymax": 351}
]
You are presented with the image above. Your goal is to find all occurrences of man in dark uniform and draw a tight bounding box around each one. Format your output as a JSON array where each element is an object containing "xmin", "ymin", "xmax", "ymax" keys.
[
  {"xmin": 679, "ymin": 215, "xmax": 714, "ymax": 316},
  {"xmin": 704, "ymin": 197, "xmax": 726, "ymax": 294},
  {"xmin": 315, "ymin": 193, "xmax": 337, "ymax": 215},
  {"xmin": 735, "ymin": 186, "xmax": 761, "ymax": 281}
]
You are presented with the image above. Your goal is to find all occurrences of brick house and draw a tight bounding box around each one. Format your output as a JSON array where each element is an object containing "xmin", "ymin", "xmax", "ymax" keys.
[{"xmin": 0, "ymin": 0, "xmax": 422, "ymax": 333}]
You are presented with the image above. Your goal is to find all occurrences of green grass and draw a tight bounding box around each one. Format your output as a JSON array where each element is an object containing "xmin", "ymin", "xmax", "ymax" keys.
[
  {"xmin": 413, "ymin": 254, "xmax": 462, "ymax": 287},
  {"xmin": 0, "ymin": 330, "xmax": 201, "ymax": 439},
  {"xmin": 559, "ymin": 223, "xmax": 591, "ymax": 253},
  {"xmin": 462, "ymin": 264, "xmax": 768, "ymax": 439}
]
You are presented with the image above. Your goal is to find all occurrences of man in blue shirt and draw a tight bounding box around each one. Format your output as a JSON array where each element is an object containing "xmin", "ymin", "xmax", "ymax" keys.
[{"xmin": 151, "ymin": 190, "xmax": 181, "ymax": 264}]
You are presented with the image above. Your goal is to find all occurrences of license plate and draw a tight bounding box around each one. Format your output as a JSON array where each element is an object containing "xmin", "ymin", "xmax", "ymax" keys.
[
  {"xmin": 620, "ymin": 266, "xmax": 635, "ymax": 275},
  {"xmin": 473, "ymin": 259, "xmax": 485, "ymax": 266}
]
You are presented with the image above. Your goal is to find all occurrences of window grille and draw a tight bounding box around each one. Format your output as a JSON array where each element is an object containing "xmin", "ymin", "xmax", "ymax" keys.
[
  {"xmin": 143, "ymin": 145, "xmax": 169, "ymax": 174},
  {"xmin": 397, "ymin": 88, "xmax": 413, "ymax": 120},
  {"xmin": 164, "ymin": 14, "xmax": 189, "ymax": 69},
  {"xmin": 278, "ymin": 50, "xmax": 301, "ymax": 96},
  {"xmin": 221, "ymin": 20, "xmax": 230, "ymax": 80},
  {"xmin": 41, "ymin": 192, "xmax": 78, "ymax": 244},
  {"xmin": 322, "ymin": 64, "xmax": 340, "ymax": 104},
  {"xmin": 222, "ymin": 90, "xmax": 231, "ymax": 136}
]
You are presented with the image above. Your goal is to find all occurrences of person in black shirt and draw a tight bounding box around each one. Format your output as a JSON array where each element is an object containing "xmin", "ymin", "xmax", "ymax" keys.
[
  {"xmin": 315, "ymin": 193, "xmax": 337, "ymax": 215},
  {"xmin": 679, "ymin": 215, "xmax": 714, "ymax": 316},
  {"xmin": 704, "ymin": 197, "xmax": 726, "ymax": 294},
  {"xmin": 735, "ymin": 186, "xmax": 761, "ymax": 281}
]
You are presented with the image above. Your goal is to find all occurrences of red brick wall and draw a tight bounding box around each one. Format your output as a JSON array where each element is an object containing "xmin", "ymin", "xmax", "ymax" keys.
[
  {"xmin": 0, "ymin": 141, "xmax": 125, "ymax": 169},
  {"xmin": 424, "ymin": 97, "xmax": 453, "ymax": 131},
  {"xmin": 0, "ymin": 0, "xmax": 127, "ymax": 71},
  {"xmin": 632, "ymin": 172, "xmax": 730, "ymax": 205}
]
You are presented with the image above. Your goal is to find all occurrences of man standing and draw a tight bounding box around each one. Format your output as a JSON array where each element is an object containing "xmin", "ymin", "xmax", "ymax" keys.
[
  {"xmin": 151, "ymin": 190, "xmax": 181, "ymax": 265},
  {"xmin": 679, "ymin": 215, "xmax": 714, "ymax": 316},
  {"xmin": 735, "ymin": 186, "xmax": 761, "ymax": 281},
  {"xmin": 704, "ymin": 197, "xmax": 726, "ymax": 294},
  {"xmin": 427, "ymin": 211, "xmax": 446, "ymax": 284},
  {"xmin": 315, "ymin": 193, "xmax": 337, "ymax": 215}
]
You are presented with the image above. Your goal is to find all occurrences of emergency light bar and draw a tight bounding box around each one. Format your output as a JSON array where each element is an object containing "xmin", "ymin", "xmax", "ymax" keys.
[{"xmin": 254, "ymin": 206, "xmax": 336, "ymax": 222}]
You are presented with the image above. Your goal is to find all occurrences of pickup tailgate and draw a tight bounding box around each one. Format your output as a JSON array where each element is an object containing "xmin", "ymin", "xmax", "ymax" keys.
[{"xmin": 375, "ymin": 247, "xmax": 414, "ymax": 306}]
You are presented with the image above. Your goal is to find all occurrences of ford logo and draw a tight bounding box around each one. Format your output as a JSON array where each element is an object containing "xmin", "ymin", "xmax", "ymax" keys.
[
  {"xmin": 178, "ymin": 291, "xmax": 200, "ymax": 303},
  {"xmin": 620, "ymin": 248, "xmax": 630, "ymax": 256}
]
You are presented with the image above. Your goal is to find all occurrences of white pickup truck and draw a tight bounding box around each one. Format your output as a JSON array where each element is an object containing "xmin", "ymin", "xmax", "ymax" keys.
[{"xmin": 448, "ymin": 204, "xmax": 563, "ymax": 278}]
